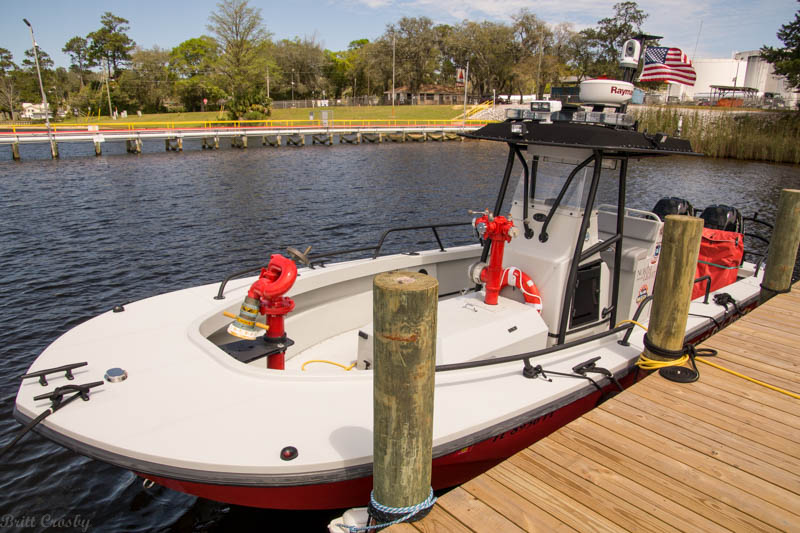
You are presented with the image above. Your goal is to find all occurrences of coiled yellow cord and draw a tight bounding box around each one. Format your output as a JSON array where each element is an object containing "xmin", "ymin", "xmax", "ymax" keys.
[
  {"xmin": 301, "ymin": 359, "xmax": 356, "ymax": 371},
  {"xmin": 616, "ymin": 320, "xmax": 800, "ymax": 399}
]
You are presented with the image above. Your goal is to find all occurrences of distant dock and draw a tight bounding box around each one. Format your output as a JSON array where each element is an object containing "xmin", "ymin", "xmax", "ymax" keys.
[
  {"xmin": 392, "ymin": 285, "xmax": 800, "ymax": 532},
  {"xmin": 0, "ymin": 119, "xmax": 487, "ymax": 160}
]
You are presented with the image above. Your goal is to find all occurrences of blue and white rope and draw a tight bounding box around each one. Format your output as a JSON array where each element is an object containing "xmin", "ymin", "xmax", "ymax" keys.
[{"xmin": 337, "ymin": 488, "xmax": 437, "ymax": 532}]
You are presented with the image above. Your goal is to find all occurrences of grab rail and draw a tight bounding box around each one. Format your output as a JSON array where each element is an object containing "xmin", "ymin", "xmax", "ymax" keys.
[{"xmin": 214, "ymin": 221, "xmax": 473, "ymax": 299}]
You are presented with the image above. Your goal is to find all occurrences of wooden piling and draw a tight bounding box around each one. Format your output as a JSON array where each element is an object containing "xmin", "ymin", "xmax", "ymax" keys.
[
  {"xmin": 12, "ymin": 142, "xmax": 20, "ymax": 161},
  {"xmin": 373, "ymin": 271, "xmax": 438, "ymax": 515},
  {"xmin": 94, "ymin": 141, "xmax": 102, "ymax": 156},
  {"xmin": 760, "ymin": 189, "xmax": 800, "ymax": 304},
  {"xmin": 176, "ymin": 138, "xmax": 182, "ymax": 151},
  {"xmin": 164, "ymin": 139, "xmax": 170, "ymax": 152},
  {"xmin": 645, "ymin": 215, "xmax": 704, "ymax": 360},
  {"xmin": 49, "ymin": 140, "xmax": 59, "ymax": 159},
  {"xmin": 213, "ymin": 136, "xmax": 219, "ymax": 149},
  {"xmin": 240, "ymin": 135, "xmax": 247, "ymax": 149}
]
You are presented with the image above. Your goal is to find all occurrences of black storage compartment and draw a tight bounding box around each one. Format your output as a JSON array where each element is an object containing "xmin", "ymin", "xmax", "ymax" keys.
[{"xmin": 570, "ymin": 260, "xmax": 601, "ymax": 329}]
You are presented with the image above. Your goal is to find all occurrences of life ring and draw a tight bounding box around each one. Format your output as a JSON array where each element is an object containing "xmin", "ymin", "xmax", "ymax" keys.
[
  {"xmin": 501, "ymin": 267, "xmax": 542, "ymax": 313},
  {"xmin": 248, "ymin": 254, "xmax": 298, "ymax": 300}
]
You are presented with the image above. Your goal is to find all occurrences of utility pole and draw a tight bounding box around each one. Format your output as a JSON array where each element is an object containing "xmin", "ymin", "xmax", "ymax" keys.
[
  {"xmin": 462, "ymin": 60, "xmax": 469, "ymax": 125},
  {"xmin": 536, "ymin": 33, "xmax": 544, "ymax": 99},
  {"xmin": 23, "ymin": 18, "xmax": 54, "ymax": 152},
  {"xmin": 392, "ymin": 34, "xmax": 396, "ymax": 118},
  {"xmin": 104, "ymin": 58, "xmax": 113, "ymax": 119}
]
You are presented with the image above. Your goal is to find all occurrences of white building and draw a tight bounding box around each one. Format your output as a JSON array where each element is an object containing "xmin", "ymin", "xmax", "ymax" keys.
[
  {"xmin": 20, "ymin": 102, "xmax": 52, "ymax": 120},
  {"xmin": 665, "ymin": 58, "xmax": 747, "ymax": 101},
  {"xmin": 665, "ymin": 51, "xmax": 798, "ymax": 108},
  {"xmin": 735, "ymin": 50, "xmax": 799, "ymax": 108}
]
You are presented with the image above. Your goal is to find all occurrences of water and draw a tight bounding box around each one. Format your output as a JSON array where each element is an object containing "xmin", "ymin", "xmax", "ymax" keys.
[{"xmin": 1, "ymin": 139, "xmax": 799, "ymax": 532}]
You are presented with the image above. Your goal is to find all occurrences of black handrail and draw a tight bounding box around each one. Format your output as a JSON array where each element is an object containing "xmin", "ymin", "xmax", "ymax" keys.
[
  {"xmin": 214, "ymin": 221, "xmax": 473, "ymax": 299},
  {"xmin": 744, "ymin": 213, "xmax": 774, "ymax": 230},
  {"xmin": 435, "ymin": 323, "xmax": 635, "ymax": 372},
  {"xmin": 694, "ymin": 275, "xmax": 712, "ymax": 304}
]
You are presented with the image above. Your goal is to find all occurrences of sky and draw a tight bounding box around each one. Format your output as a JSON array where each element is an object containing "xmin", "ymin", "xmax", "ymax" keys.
[{"xmin": 0, "ymin": 0, "xmax": 796, "ymax": 69}]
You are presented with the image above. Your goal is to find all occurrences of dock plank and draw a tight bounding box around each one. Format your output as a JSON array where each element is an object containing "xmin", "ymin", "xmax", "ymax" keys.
[
  {"xmin": 460, "ymin": 472, "xmax": 575, "ymax": 532},
  {"xmin": 532, "ymin": 438, "xmax": 729, "ymax": 533},
  {"xmin": 434, "ymin": 487, "xmax": 526, "ymax": 533},
  {"xmin": 391, "ymin": 290, "xmax": 800, "ymax": 533}
]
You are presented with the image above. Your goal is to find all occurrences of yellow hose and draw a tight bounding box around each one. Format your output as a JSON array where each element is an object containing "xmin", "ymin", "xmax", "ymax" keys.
[
  {"xmin": 616, "ymin": 320, "xmax": 800, "ymax": 399},
  {"xmin": 301, "ymin": 360, "xmax": 356, "ymax": 371},
  {"xmin": 695, "ymin": 357, "xmax": 800, "ymax": 400}
]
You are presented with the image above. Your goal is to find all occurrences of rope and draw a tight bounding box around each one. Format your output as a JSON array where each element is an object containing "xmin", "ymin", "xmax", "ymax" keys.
[
  {"xmin": 696, "ymin": 357, "xmax": 800, "ymax": 400},
  {"xmin": 337, "ymin": 488, "xmax": 437, "ymax": 532},
  {"xmin": 760, "ymin": 283, "xmax": 792, "ymax": 295},
  {"xmin": 301, "ymin": 360, "xmax": 356, "ymax": 371},
  {"xmin": 638, "ymin": 333, "xmax": 690, "ymax": 370},
  {"xmin": 616, "ymin": 320, "xmax": 800, "ymax": 398}
]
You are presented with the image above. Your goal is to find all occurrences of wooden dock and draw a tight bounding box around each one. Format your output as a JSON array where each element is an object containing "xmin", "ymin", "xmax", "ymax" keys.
[
  {"xmin": 0, "ymin": 123, "xmax": 483, "ymax": 160},
  {"xmin": 392, "ymin": 286, "xmax": 800, "ymax": 532}
]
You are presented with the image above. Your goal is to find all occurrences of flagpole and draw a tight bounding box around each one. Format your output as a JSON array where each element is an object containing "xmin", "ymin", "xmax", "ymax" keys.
[{"xmin": 692, "ymin": 20, "xmax": 703, "ymax": 61}]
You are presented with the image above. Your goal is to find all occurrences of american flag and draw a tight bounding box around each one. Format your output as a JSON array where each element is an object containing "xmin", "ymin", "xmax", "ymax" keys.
[{"xmin": 638, "ymin": 47, "xmax": 696, "ymax": 86}]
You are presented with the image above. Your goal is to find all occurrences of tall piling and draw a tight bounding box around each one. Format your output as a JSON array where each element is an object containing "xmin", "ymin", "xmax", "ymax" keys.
[
  {"xmin": 12, "ymin": 142, "xmax": 20, "ymax": 161},
  {"xmin": 644, "ymin": 215, "xmax": 704, "ymax": 362},
  {"xmin": 760, "ymin": 189, "xmax": 800, "ymax": 303},
  {"xmin": 372, "ymin": 271, "xmax": 437, "ymax": 522},
  {"xmin": 94, "ymin": 141, "xmax": 102, "ymax": 156},
  {"xmin": 49, "ymin": 140, "xmax": 59, "ymax": 159}
]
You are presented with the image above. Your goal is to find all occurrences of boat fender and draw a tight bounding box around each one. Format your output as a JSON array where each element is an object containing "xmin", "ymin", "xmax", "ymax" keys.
[{"xmin": 501, "ymin": 267, "xmax": 542, "ymax": 313}]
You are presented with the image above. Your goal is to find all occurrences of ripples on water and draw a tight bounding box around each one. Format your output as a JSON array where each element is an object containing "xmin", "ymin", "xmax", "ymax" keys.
[{"xmin": 1, "ymin": 139, "xmax": 799, "ymax": 531}]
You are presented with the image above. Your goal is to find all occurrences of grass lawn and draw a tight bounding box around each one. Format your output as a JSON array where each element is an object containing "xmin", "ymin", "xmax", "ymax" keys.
[{"xmin": 51, "ymin": 105, "xmax": 469, "ymax": 126}]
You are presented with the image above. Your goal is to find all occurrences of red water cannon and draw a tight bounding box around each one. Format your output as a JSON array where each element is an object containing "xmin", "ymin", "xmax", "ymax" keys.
[
  {"xmin": 227, "ymin": 254, "xmax": 298, "ymax": 369},
  {"xmin": 472, "ymin": 211, "xmax": 517, "ymax": 305}
]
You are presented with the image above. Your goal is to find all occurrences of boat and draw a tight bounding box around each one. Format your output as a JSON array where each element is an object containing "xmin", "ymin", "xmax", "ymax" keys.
[{"xmin": 9, "ymin": 41, "xmax": 768, "ymax": 511}]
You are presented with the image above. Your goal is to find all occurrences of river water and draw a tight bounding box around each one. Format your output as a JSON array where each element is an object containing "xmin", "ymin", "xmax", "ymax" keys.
[{"xmin": 1, "ymin": 139, "xmax": 798, "ymax": 532}]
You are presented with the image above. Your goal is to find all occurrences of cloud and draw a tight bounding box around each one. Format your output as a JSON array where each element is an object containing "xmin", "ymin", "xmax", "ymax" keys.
[{"xmin": 348, "ymin": 0, "xmax": 794, "ymax": 58}]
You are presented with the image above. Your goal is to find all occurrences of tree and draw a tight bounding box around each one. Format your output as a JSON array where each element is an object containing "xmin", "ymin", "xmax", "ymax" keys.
[
  {"xmin": 0, "ymin": 48, "xmax": 19, "ymax": 119},
  {"xmin": 87, "ymin": 12, "xmax": 135, "ymax": 77},
  {"xmin": 63, "ymin": 36, "xmax": 93, "ymax": 87},
  {"xmin": 579, "ymin": 2, "xmax": 649, "ymax": 77},
  {"xmin": 170, "ymin": 36, "xmax": 227, "ymax": 111},
  {"xmin": 117, "ymin": 46, "xmax": 175, "ymax": 113},
  {"xmin": 273, "ymin": 36, "xmax": 326, "ymax": 99},
  {"xmin": 207, "ymin": 0, "xmax": 272, "ymax": 118},
  {"xmin": 386, "ymin": 17, "xmax": 440, "ymax": 94},
  {"xmin": 761, "ymin": 2, "xmax": 800, "ymax": 89},
  {"xmin": 19, "ymin": 46, "xmax": 55, "ymax": 104}
]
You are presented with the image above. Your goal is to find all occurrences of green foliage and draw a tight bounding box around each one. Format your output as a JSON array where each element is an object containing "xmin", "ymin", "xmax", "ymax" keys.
[
  {"xmin": 207, "ymin": 0, "xmax": 271, "ymax": 117},
  {"xmin": 170, "ymin": 36, "xmax": 226, "ymax": 111},
  {"xmin": 631, "ymin": 108, "xmax": 800, "ymax": 164},
  {"xmin": 760, "ymin": 2, "xmax": 800, "ymax": 89},
  {"xmin": 63, "ymin": 36, "xmax": 93, "ymax": 86},
  {"xmin": 0, "ymin": 48, "xmax": 20, "ymax": 119},
  {"xmin": 576, "ymin": 1, "xmax": 650, "ymax": 78},
  {"xmin": 87, "ymin": 12, "xmax": 135, "ymax": 76},
  {"xmin": 117, "ymin": 46, "xmax": 174, "ymax": 113}
]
